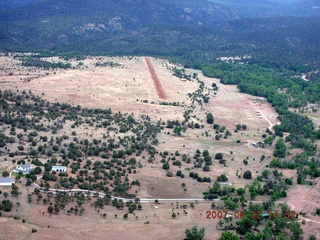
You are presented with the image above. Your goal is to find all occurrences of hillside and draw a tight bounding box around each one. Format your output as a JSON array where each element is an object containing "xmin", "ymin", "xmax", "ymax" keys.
[
  {"xmin": 0, "ymin": 0, "xmax": 319, "ymax": 67},
  {"xmin": 210, "ymin": 0, "xmax": 320, "ymax": 18}
]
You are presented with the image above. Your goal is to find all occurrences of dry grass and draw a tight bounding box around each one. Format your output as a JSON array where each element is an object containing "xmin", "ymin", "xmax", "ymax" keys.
[{"xmin": 0, "ymin": 53, "xmax": 319, "ymax": 239}]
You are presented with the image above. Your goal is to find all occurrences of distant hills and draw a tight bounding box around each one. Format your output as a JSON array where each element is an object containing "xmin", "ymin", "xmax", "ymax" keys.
[
  {"xmin": 209, "ymin": 0, "xmax": 320, "ymax": 18},
  {"xmin": 0, "ymin": 0, "xmax": 319, "ymax": 67},
  {"xmin": 0, "ymin": 0, "xmax": 45, "ymax": 9}
]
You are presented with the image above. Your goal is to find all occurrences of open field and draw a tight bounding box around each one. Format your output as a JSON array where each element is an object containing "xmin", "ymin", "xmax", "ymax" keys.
[
  {"xmin": 0, "ymin": 53, "xmax": 319, "ymax": 239},
  {"xmin": 0, "ymin": 54, "xmax": 280, "ymax": 191},
  {"xmin": 0, "ymin": 182, "xmax": 223, "ymax": 240},
  {"xmin": 0, "ymin": 55, "xmax": 198, "ymax": 122}
]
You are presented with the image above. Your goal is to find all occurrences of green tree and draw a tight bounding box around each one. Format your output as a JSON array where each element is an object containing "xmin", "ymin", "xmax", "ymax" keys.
[
  {"xmin": 1, "ymin": 199, "xmax": 13, "ymax": 212},
  {"xmin": 166, "ymin": 171, "xmax": 173, "ymax": 177},
  {"xmin": 285, "ymin": 178, "xmax": 293, "ymax": 185},
  {"xmin": 273, "ymin": 138, "xmax": 286, "ymax": 158},
  {"xmin": 274, "ymin": 217, "xmax": 287, "ymax": 233},
  {"xmin": 288, "ymin": 222, "xmax": 303, "ymax": 239},
  {"xmin": 174, "ymin": 126, "xmax": 182, "ymax": 136},
  {"xmin": 2, "ymin": 171, "xmax": 9, "ymax": 177},
  {"xmin": 220, "ymin": 232, "xmax": 240, "ymax": 240},
  {"xmin": 215, "ymin": 153, "xmax": 223, "ymax": 159},
  {"xmin": 224, "ymin": 198, "xmax": 238, "ymax": 210},
  {"xmin": 243, "ymin": 170, "xmax": 252, "ymax": 179},
  {"xmin": 203, "ymin": 165, "xmax": 210, "ymax": 172},
  {"xmin": 162, "ymin": 162, "xmax": 170, "ymax": 170},
  {"xmin": 309, "ymin": 235, "xmax": 316, "ymax": 240},
  {"xmin": 217, "ymin": 174, "xmax": 228, "ymax": 182},
  {"xmin": 185, "ymin": 226, "xmax": 205, "ymax": 240},
  {"xmin": 264, "ymin": 136, "xmax": 274, "ymax": 145},
  {"xmin": 54, "ymin": 206, "xmax": 60, "ymax": 214},
  {"xmin": 206, "ymin": 113, "xmax": 214, "ymax": 124},
  {"xmin": 47, "ymin": 206, "xmax": 53, "ymax": 214},
  {"xmin": 236, "ymin": 188, "xmax": 246, "ymax": 196},
  {"xmin": 11, "ymin": 184, "xmax": 19, "ymax": 197}
]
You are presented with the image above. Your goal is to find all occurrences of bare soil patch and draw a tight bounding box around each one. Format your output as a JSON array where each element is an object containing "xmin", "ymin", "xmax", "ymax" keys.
[
  {"xmin": 145, "ymin": 57, "xmax": 167, "ymax": 99},
  {"xmin": 0, "ymin": 55, "xmax": 198, "ymax": 122}
]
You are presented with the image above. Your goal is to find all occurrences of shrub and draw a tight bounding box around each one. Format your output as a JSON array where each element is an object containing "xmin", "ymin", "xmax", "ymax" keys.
[
  {"xmin": 217, "ymin": 174, "xmax": 228, "ymax": 182},
  {"xmin": 166, "ymin": 171, "xmax": 173, "ymax": 177},
  {"xmin": 243, "ymin": 170, "xmax": 252, "ymax": 179},
  {"xmin": 203, "ymin": 165, "xmax": 210, "ymax": 172},
  {"xmin": 206, "ymin": 113, "xmax": 214, "ymax": 124}
]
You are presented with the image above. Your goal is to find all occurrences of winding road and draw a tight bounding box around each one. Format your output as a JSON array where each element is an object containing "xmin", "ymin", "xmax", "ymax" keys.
[
  {"xmin": 248, "ymin": 101, "xmax": 275, "ymax": 130},
  {"xmin": 32, "ymin": 176, "xmax": 320, "ymax": 224}
]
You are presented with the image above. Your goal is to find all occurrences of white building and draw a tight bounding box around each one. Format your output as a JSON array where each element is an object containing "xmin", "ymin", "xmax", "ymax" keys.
[
  {"xmin": 0, "ymin": 178, "xmax": 15, "ymax": 186},
  {"xmin": 51, "ymin": 166, "xmax": 67, "ymax": 172},
  {"xmin": 14, "ymin": 164, "xmax": 33, "ymax": 174}
]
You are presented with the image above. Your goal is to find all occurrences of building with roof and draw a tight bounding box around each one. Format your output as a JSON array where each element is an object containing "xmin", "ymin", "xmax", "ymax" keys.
[
  {"xmin": 51, "ymin": 166, "xmax": 67, "ymax": 172},
  {"xmin": 0, "ymin": 177, "xmax": 15, "ymax": 186},
  {"xmin": 14, "ymin": 164, "xmax": 33, "ymax": 174}
]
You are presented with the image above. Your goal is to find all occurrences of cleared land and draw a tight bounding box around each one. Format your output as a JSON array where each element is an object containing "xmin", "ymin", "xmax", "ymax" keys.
[
  {"xmin": 145, "ymin": 57, "xmax": 167, "ymax": 99},
  {"xmin": 0, "ymin": 54, "xmax": 319, "ymax": 240}
]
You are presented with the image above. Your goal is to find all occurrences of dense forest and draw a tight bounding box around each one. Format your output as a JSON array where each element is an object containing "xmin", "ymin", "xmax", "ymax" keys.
[{"xmin": 0, "ymin": 0, "xmax": 319, "ymax": 68}]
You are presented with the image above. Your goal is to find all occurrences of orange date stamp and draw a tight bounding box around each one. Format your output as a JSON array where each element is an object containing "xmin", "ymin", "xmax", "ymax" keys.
[
  {"xmin": 206, "ymin": 210, "xmax": 296, "ymax": 219},
  {"xmin": 250, "ymin": 210, "xmax": 296, "ymax": 219},
  {"xmin": 206, "ymin": 210, "xmax": 244, "ymax": 219}
]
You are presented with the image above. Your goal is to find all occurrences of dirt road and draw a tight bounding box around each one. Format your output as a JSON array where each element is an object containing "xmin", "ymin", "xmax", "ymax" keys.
[
  {"xmin": 145, "ymin": 57, "xmax": 167, "ymax": 99},
  {"xmin": 248, "ymin": 101, "xmax": 274, "ymax": 130}
]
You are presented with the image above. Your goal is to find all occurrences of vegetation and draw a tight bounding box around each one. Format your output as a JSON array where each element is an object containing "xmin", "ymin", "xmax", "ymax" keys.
[
  {"xmin": 185, "ymin": 226, "xmax": 205, "ymax": 240},
  {"xmin": 0, "ymin": 1, "xmax": 319, "ymax": 239}
]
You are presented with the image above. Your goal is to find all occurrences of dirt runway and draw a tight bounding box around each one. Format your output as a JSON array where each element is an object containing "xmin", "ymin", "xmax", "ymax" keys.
[{"xmin": 145, "ymin": 57, "xmax": 167, "ymax": 99}]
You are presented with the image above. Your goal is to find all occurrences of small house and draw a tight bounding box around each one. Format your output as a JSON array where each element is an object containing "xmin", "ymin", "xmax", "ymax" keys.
[
  {"xmin": 51, "ymin": 166, "xmax": 67, "ymax": 172},
  {"xmin": 15, "ymin": 164, "xmax": 33, "ymax": 174},
  {"xmin": 0, "ymin": 177, "xmax": 15, "ymax": 186}
]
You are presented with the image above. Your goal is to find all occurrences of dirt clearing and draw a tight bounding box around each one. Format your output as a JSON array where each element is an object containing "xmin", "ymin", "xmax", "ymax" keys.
[{"xmin": 145, "ymin": 57, "xmax": 167, "ymax": 99}]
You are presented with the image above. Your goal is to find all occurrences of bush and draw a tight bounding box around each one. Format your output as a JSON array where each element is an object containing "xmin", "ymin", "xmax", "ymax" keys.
[
  {"xmin": 217, "ymin": 174, "xmax": 228, "ymax": 182},
  {"xmin": 219, "ymin": 159, "xmax": 226, "ymax": 164},
  {"xmin": 166, "ymin": 171, "xmax": 173, "ymax": 177},
  {"xmin": 243, "ymin": 170, "xmax": 252, "ymax": 179},
  {"xmin": 285, "ymin": 178, "xmax": 293, "ymax": 185},
  {"xmin": 1, "ymin": 199, "xmax": 13, "ymax": 212},
  {"xmin": 206, "ymin": 113, "xmax": 214, "ymax": 124},
  {"xmin": 162, "ymin": 162, "xmax": 170, "ymax": 170},
  {"xmin": 203, "ymin": 165, "xmax": 210, "ymax": 172}
]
